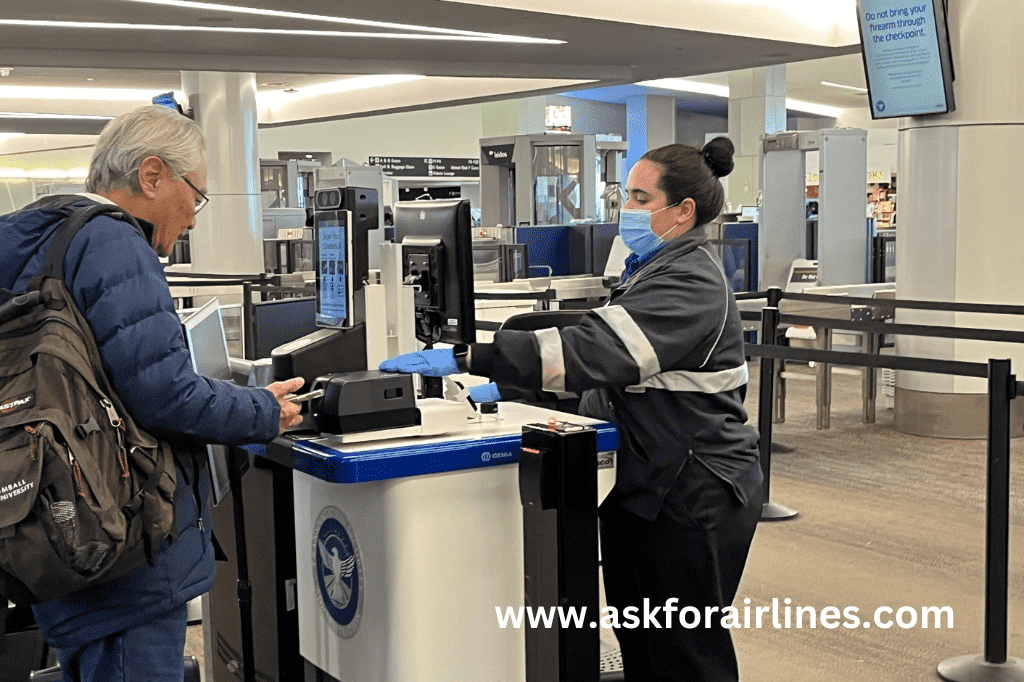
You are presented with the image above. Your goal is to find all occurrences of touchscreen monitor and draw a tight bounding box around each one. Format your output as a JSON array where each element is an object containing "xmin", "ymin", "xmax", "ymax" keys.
[{"xmin": 314, "ymin": 210, "xmax": 355, "ymax": 329}]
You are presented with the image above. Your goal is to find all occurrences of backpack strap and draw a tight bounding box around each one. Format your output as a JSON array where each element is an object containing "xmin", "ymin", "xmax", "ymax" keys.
[{"xmin": 36, "ymin": 199, "xmax": 147, "ymax": 284}]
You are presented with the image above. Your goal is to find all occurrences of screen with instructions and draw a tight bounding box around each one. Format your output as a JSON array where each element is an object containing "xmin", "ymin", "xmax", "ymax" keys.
[{"xmin": 315, "ymin": 213, "xmax": 351, "ymax": 329}]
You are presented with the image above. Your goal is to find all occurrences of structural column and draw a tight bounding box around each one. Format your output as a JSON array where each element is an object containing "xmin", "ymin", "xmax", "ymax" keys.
[
  {"xmin": 727, "ymin": 66, "xmax": 787, "ymax": 209},
  {"xmin": 481, "ymin": 96, "xmax": 546, "ymax": 137},
  {"xmin": 180, "ymin": 71, "xmax": 264, "ymax": 275},
  {"xmin": 895, "ymin": 0, "xmax": 1024, "ymax": 437},
  {"xmin": 624, "ymin": 95, "xmax": 676, "ymax": 178}
]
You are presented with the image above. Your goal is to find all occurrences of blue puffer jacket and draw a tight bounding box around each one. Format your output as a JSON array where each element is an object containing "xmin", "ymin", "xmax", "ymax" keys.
[{"xmin": 0, "ymin": 195, "xmax": 281, "ymax": 648}]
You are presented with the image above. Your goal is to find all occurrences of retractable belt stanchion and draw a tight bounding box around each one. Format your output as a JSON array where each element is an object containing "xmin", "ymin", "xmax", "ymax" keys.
[
  {"xmin": 765, "ymin": 287, "xmax": 795, "ymax": 453},
  {"xmin": 937, "ymin": 359, "xmax": 1024, "ymax": 682},
  {"xmin": 745, "ymin": 311, "xmax": 1024, "ymax": 675},
  {"xmin": 757, "ymin": 307, "xmax": 798, "ymax": 522},
  {"xmin": 242, "ymin": 281, "xmax": 254, "ymax": 361}
]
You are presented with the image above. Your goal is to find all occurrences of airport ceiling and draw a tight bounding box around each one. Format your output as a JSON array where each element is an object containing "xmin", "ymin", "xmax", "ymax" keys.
[{"xmin": 0, "ymin": 0, "xmax": 864, "ymax": 128}]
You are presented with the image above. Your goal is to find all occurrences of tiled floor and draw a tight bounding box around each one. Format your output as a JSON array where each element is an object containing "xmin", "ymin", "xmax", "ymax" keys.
[
  {"xmin": 186, "ymin": 363, "xmax": 1024, "ymax": 681},
  {"xmin": 732, "ymin": 363, "xmax": 1024, "ymax": 682}
]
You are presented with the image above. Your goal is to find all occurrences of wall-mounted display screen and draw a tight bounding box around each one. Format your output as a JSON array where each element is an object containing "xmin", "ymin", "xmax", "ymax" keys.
[
  {"xmin": 856, "ymin": 0, "xmax": 955, "ymax": 119},
  {"xmin": 545, "ymin": 105, "xmax": 572, "ymax": 132}
]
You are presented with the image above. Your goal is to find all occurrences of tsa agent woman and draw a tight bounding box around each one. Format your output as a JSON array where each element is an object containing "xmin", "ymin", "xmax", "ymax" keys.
[{"xmin": 381, "ymin": 137, "xmax": 762, "ymax": 682}]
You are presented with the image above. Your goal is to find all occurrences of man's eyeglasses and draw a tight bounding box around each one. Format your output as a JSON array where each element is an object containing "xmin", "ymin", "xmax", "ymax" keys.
[{"xmin": 181, "ymin": 175, "xmax": 209, "ymax": 214}]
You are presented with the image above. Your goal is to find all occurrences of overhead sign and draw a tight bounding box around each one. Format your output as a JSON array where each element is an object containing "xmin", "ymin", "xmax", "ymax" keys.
[{"xmin": 367, "ymin": 156, "xmax": 479, "ymax": 178}]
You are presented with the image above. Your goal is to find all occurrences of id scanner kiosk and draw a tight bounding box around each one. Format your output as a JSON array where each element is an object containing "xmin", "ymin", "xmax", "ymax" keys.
[
  {"xmin": 221, "ymin": 187, "xmax": 621, "ymax": 682},
  {"xmin": 269, "ymin": 188, "xmax": 471, "ymax": 441}
]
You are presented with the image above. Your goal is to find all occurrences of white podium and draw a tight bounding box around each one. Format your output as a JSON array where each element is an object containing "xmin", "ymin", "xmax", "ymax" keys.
[{"xmin": 287, "ymin": 403, "xmax": 618, "ymax": 682}]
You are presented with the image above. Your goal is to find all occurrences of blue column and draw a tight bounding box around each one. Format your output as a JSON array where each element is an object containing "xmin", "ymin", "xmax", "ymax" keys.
[
  {"xmin": 624, "ymin": 95, "xmax": 676, "ymax": 181},
  {"xmin": 625, "ymin": 95, "xmax": 648, "ymax": 181}
]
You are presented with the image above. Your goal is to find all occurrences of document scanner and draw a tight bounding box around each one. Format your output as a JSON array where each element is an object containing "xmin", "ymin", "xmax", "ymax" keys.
[{"xmin": 310, "ymin": 370, "xmax": 472, "ymax": 444}]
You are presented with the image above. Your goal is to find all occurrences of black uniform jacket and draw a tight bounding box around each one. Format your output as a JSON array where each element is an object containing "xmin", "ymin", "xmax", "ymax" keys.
[{"xmin": 470, "ymin": 225, "xmax": 762, "ymax": 521}]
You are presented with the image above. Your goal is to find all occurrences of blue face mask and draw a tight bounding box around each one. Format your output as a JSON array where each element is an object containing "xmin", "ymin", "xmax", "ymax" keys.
[{"xmin": 618, "ymin": 204, "xmax": 680, "ymax": 259}]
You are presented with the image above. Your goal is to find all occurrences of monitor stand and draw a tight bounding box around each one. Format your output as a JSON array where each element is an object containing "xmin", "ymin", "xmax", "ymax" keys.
[{"xmin": 270, "ymin": 324, "xmax": 367, "ymax": 387}]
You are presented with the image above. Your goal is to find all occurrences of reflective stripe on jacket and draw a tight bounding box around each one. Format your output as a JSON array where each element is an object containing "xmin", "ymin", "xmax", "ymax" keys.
[{"xmin": 472, "ymin": 224, "xmax": 761, "ymax": 521}]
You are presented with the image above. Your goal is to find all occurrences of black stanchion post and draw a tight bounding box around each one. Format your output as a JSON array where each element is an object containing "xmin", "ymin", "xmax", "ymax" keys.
[
  {"xmin": 758, "ymin": 306, "xmax": 798, "ymax": 522},
  {"xmin": 243, "ymin": 281, "xmax": 255, "ymax": 361},
  {"xmin": 986, "ymin": 358, "xmax": 1012, "ymax": 665},
  {"xmin": 937, "ymin": 358, "xmax": 1024, "ymax": 681},
  {"xmin": 765, "ymin": 286, "xmax": 794, "ymax": 449},
  {"xmin": 228, "ymin": 446, "xmax": 256, "ymax": 682}
]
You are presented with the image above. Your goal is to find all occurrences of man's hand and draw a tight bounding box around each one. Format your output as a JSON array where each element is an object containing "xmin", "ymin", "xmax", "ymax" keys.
[
  {"xmin": 379, "ymin": 349, "xmax": 459, "ymax": 377},
  {"xmin": 266, "ymin": 377, "xmax": 305, "ymax": 434}
]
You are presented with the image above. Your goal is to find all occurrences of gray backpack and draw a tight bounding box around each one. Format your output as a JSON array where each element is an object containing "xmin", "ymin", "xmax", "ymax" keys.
[{"xmin": 0, "ymin": 197, "xmax": 178, "ymax": 605}]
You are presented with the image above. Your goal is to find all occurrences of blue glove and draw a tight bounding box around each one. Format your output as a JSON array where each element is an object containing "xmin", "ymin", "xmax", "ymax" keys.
[
  {"xmin": 468, "ymin": 383, "xmax": 502, "ymax": 403},
  {"xmin": 379, "ymin": 349, "xmax": 459, "ymax": 377}
]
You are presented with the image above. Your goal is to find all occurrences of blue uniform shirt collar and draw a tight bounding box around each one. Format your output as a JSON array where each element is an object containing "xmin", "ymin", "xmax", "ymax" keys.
[
  {"xmin": 619, "ymin": 223, "xmax": 712, "ymax": 284},
  {"xmin": 621, "ymin": 244, "xmax": 668, "ymax": 281}
]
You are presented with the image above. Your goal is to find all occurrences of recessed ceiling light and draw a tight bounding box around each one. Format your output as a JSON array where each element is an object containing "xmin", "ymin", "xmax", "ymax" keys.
[
  {"xmin": 786, "ymin": 98, "xmax": 842, "ymax": 117},
  {"xmin": 636, "ymin": 79, "xmax": 842, "ymax": 117},
  {"xmin": 0, "ymin": 111, "xmax": 115, "ymax": 119},
  {"xmin": 28, "ymin": 168, "xmax": 73, "ymax": 179},
  {"xmin": 0, "ymin": 166, "xmax": 88, "ymax": 180},
  {"xmin": 122, "ymin": 0, "xmax": 564, "ymax": 43},
  {"xmin": 259, "ymin": 75, "xmax": 426, "ymax": 105},
  {"xmin": 821, "ymin": 80, "xmax": 868, "ymax": 94},
  {"xmin": 713, "ymin": 0, "xmax": 857, "ymax": 30},
  {"xmin": 639, "ymin": 79, "xmax": 730, "ymax": 97},
  {"xmin": 0, "ymin": 73, "xmax": 424, "ymax": 105},
  {"xmin": 0, "ymin": 167, "xmax": 30, "ymax": 179},
  {"xmin": 0, "ymin": 84, "xmax": 165, "ymax": 101},
  {"xmin": 0, "ymin": 18, "xmax": 559, "ymax": 42}
]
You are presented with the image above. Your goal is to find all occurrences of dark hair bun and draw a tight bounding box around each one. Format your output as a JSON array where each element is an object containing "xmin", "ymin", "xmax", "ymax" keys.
[{"xmin": 701, "ymin": 136, "xmax": 735, "ymax": 178}]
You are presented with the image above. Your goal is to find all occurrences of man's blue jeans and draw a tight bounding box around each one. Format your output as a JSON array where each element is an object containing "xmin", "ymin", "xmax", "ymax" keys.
[{"xmin": 52, "ymin": 603, "xmax": 188, "ymax": 682}]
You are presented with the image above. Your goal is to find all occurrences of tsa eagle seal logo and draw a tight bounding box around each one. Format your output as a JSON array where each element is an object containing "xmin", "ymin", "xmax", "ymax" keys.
[{"xmin": 313, "ymin": 506, "xmax": 363, "ymax": 638}]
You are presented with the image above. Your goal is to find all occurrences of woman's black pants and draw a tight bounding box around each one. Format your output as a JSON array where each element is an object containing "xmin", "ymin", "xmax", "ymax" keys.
[{"xmin": 600, "ymin": 459, "xmax": 762, "ymax": 682}]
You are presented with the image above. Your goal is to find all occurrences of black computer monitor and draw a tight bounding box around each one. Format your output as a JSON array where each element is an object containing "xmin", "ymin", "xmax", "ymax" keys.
[
  {"xmin": 250, "ymin": 297, "xmax": 319, "ymax": 359},
  {"xmin": 393, "ymin": 199, "xmax": 476, "ymax": 345},
  {"xmin": 313, "ymin": 210, "xmax": 356, "ymax": 329}
]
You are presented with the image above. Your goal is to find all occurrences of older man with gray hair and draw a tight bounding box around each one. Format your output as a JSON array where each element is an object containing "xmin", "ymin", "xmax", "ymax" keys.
[{"xmin": 0, "ymin": 105, "xmax": 303, "ymax": 681}]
